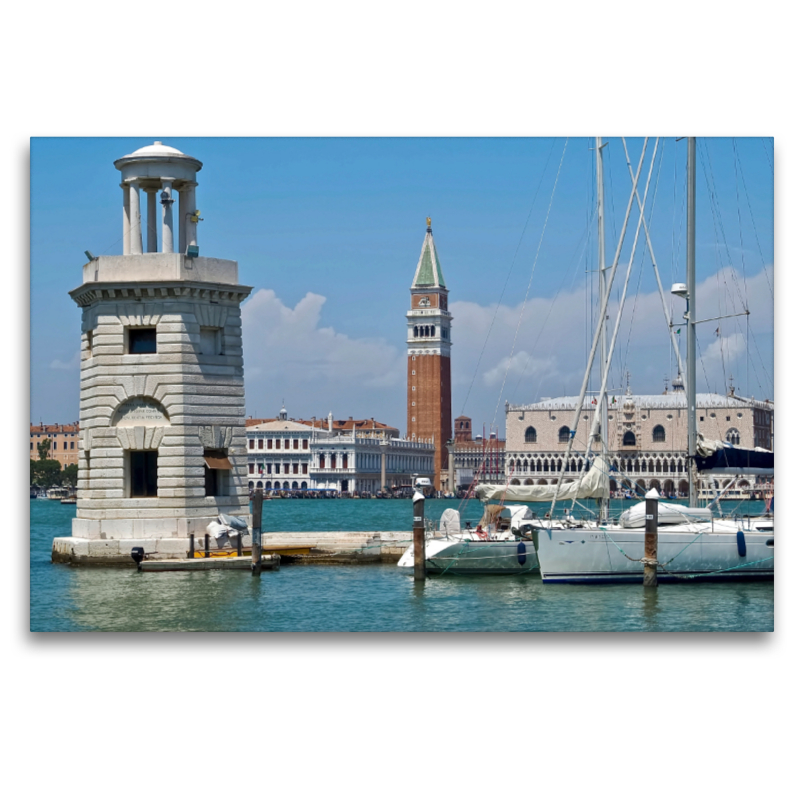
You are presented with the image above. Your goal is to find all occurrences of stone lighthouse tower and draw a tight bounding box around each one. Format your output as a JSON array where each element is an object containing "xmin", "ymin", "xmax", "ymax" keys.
[
  {"xmin": 406, "ymin": 218, "xmax": 452, "ymax": 490},
  {"xmin": 53, "ymin": 142, "xmax": 252, "ymax": 563}
]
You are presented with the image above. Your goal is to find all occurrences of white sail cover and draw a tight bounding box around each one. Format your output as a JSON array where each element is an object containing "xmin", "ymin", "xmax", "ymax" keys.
[
  {"xmin": 474, "ymin": 455, "xmax": 610, "ymax": 503},
  {"xmin": 619, "ymin": 501, "xmax": 711, "ymax": 528},
  {"xmin": 439, "ymin": 508, "xmax": 461, "ymax": 536}
]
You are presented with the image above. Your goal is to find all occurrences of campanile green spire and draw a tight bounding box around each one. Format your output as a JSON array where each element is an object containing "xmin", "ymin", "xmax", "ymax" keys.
[{"xmin": 411, "ymin": 217, "xmax": 446, "ymax": 289}]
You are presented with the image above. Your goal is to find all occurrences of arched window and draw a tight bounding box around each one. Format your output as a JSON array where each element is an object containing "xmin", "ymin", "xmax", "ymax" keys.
[
  {"xmin": 726, "ymin": 428, "xmax": 740, "ymax": 445},
  {"xmin": 414, "ymin": 326, "xmax": 419, "ymax": 337},
  {"xmin": 558, "ymin": 426, "xmax": 570, "ymax": 443},
  {"xmin": 524, "ymin": 426, "xmax": 537, "ymax": 443},
  {"xmin": 652, "ymin": 425, "xmax": 666, "ymax": 442},
  {"xmin": 623, "ymin": 430, "xmax": 636, "ymax": 446}
]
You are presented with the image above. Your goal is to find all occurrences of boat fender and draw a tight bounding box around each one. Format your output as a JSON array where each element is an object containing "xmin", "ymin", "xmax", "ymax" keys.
[
  {"xmin": 517, "ymin": 541, "xmax": 527, "ymax": 565},
  {"xmin": 736, "ymin": 530, "xmax": 746, "ymax": 557}
]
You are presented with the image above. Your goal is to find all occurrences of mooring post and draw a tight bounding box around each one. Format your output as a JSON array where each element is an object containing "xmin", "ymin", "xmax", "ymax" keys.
[
  {"xmin": 413, "ymin": 490, "xmax": 426, "ymax": 582},
  {"xmin": 252, "ymin": 489, "xmax": 263, "ymax": 575},
  {"xmin": 204, "ymin": 533, "xmax": 210, "ymax": 559},
  {"xmin": 644, "ymin": 488, "xmax": 659, "ymax": 587},
  {"xmin": 188, "ymin": 533, "xmax": 195, "ymax": 559},
  {"xmin": 236, "ymin": 529, "xmax": 242, "ymax": 556}
]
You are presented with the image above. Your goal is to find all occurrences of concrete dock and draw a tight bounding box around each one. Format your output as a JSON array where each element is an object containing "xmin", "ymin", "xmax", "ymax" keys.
[
  {"xmin": 52, "ymin": 531, "xmax": 413, "ymax": 566},
  {"xmin": 140, "ymin": 554, "xmax": 280, "ymax": 572}
]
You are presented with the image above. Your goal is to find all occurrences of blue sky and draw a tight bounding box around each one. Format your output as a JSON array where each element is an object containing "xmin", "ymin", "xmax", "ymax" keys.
[{"xmin": 30, "ymin": 136, "xmax": 774, "ymax": 434}]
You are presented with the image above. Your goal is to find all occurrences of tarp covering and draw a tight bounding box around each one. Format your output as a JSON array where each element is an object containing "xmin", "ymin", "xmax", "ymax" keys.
[
  {"xmin": 620, "ymin": 501, "xmax": 712, "ymax": 528},
  {"xmin": 694, "ymin": 434, "xmax": 774, "ymax": 475},
  {"xmin": 439, "ymin": 508, "xmax": 461, "ymax": 536},
  {"xmin": 474, "ymin": 456, "xmax": 610, "ymax": 503}
]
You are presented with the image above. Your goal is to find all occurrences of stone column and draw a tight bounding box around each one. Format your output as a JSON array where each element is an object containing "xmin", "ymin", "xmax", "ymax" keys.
[
  {"xmin": 448, "ymin": 441, "xmax": 455, "ymax": 493},
  {"xmin": 380, "ymin": 444, "xmax": 387, "ymax": 491},
  {"xmin": 146, "ymin": 190, "xmax": 158, "ymax": 252},
  {"xmin": 122, "ymin": 183, "xmax": 130, "ymax": 255},
  {"xmin": 129, "ymin": 182, "xmax": 142, "ymax": 254},
  {"xmin": 161, "ymin": 181, "xmax": 174, "ymax": 253},
  {"xmin": 185, "ymin": 182, "xmax": 198, "ymax": 251},
  {"xmin": 178, "ymin": 189, "xmax": 187, "ymax": 254}
]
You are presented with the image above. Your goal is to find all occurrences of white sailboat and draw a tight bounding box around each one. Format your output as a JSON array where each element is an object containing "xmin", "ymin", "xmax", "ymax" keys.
[
  {"xmin": 528, "ymin": 137, "xmax": 774, "ymax": 583},
  {"xmin": 396, "ymin": 504, "xmax": 540, "ymax": 575}
]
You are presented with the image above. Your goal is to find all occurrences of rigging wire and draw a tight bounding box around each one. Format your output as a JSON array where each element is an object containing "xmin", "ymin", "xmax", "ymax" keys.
[
  {"xmin": 490, "ymin": 139, "xmax": 570, "ymax": 429},
  {"xmin": 457, "ymin": 138, "xmax": 559, "ymax": 418}
]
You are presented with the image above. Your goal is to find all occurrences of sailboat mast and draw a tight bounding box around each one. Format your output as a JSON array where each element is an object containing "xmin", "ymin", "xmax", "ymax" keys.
[
  {"xmin": 686, "ymin": 137, "xmax": 698, "ymax": 507},
  {"xmin": 596, "ymin": 136, "xmax": 609, "ymax": 519}
]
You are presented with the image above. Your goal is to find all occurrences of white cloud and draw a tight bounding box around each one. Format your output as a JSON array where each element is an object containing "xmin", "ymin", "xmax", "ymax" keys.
[
  {"xmin": 241, "ymin": 289, "xmax": 405, "ymax": 419},
  {"xmin": 237, "ymin": 265, "xmax": 773, "ymax": 433},
  {"xmin": 50, "ymin": 351, "xmax": 80, "ymax": 370}
]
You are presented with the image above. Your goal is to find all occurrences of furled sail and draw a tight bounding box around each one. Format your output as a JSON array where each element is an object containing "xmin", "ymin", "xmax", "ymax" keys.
[
  {"xmin": 474, "ymin": 455, "xmax": 610, "ymax": 503},
  {"xmin": 694, "ymin": 433, "xmax": 774, "ymax": 475}
]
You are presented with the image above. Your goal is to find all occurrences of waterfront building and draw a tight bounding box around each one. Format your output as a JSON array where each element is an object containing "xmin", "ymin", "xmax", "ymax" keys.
[
  {"xmin": 504, "ymin": 378, "xmax": 774, "ymax": 496},
  {"xmin": 30, "ymin": 423, "xmax": 80, "ymax": 468},
  {"xmin": 450, "ymin": 415, "xmax": 507, "ymax": 489},
  {"xmin": 406, "ymin": 218, "xmax": 452, "ymax": 490},
  {"xmin": 54, "ymin": 141, "xmax": 252, "ymax": 560},
  {"xmin": 246, "ymin": 409, "xmax": 435, "ymax": 493}
]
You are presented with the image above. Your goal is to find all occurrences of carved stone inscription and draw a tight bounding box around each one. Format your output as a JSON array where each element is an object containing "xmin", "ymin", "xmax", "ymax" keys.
[{"xmin": 113, "ymin": 398, "xmax": 169, "ymax": 427}]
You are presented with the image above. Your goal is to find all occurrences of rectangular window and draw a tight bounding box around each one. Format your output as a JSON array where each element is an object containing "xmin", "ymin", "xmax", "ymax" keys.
[
  {"xmin": 302, "ymin": 439, "xmax": 308, "ymax": 449},
  {"xmin": 204, "ymin": 449, "xmax": 232, "ymax": 496},
  {"xmin": 267, "ymin": 439, "xmax": 273, "ymax": 449},
  {"xmin": 331, "ymin": 455, "xmax": 337, "ymax": 469},
  {"xmin": 199, "ymin": 327, "xmax": 222, "ymax": 355},
  {"xmin": 342, "ymin": 455, "xmax": 348, "ymax": 469},
  {"xmin": 87, "ymin": 329, "xmax": 93, "ymax": 356},
  {"xmin": 293, "ymin": 439, "xmax": 299, "ymax": 450},
  {"xmin": 249, "ymin": 463, "xmax": 254, "ymax": 474},
  {"xmin": 130, "ymin": 451, "xmax": 158, "ymax": 497},
  {"xmin": 284, "ymin": 439, "xmax": 290, "ymax": 450},
  {"xmin": 302, "ymin": 464, "xmax": 308, "ymax": 474},
  {"xmin": 128, "ymin": 327, "xmax": 157, "ymax": 354},
  {"xmin": 249, "ymin": 439, "xmax": 254, "ymax": 449},
  {"xmin": 258, "ymin": 439, "xmax": 263, "ymax": 450},
  {"xmin": 283, "ymin": 463, "xmax": 290, "ymax": 474},
  {"xmin": 267, "ymin": 464, "xmax": 272, "ymax": 474},
  {"xmin": 320, "ymin": 455, "xmax": 325, "ymax": 469},
  {"xmin": 293, "ymin": 464, "xmax": 299, "ymax": 474},
  {"xmin": 70, "ymin": 442, "xmax": 74, "ymax": 449},
  {"xmin": 53, "ymin": 441, "xmax": 57, "ymax": 450}
]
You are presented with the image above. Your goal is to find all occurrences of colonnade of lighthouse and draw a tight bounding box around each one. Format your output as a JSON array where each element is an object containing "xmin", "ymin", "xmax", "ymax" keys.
[{"xmin": 115, "ymin": 141, "xmax": 202, "ymax": 256}]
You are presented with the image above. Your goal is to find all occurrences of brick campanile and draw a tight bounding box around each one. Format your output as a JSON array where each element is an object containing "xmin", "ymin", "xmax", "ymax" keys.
[{"xmin": 406, "ymin": 218, "xmax": 452, "ymax": 490}]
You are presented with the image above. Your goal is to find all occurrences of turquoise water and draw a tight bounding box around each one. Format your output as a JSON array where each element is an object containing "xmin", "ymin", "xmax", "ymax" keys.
[{"xmin": 30, "ymin": 498, "xmax": 774, "ymax": 632}]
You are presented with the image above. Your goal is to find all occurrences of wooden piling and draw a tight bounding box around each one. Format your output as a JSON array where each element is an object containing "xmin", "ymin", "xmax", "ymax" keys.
[
  {"xmin": 204, "ymin": 533, "xmax": 210, "ymax": 558},
  {"xmin": 188, "ymin": 533, "xmax": 195, "ymax": 559},
  {"xmin": 413, "ymin": 491, "xmax": 426, "ymax": 582},
  {"xmin": 237, "ymin": 531, "xmax": 242, "ymax": 556},
  {"xmin": 644, "ymin": 493, "xmax": 659, "ymax": 587},
  {"xmin": 252, "ymin": 489, "xmax": 263, "ymax": 575}
]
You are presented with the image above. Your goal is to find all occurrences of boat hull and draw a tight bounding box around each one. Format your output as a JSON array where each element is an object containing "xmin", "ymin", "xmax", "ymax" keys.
[
  {"xmin": 398, "ymin": 537, "xmax": 539, "ymax": 575},
  {"xmin": 535, "ymin": 524, "xmax": 774, "ymax": 584}
]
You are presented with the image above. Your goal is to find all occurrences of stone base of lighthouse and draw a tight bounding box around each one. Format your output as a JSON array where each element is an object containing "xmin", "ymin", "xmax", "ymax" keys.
[{"xmin": 52, "ymin": 525, "xmax": 257, "ymax": 566}]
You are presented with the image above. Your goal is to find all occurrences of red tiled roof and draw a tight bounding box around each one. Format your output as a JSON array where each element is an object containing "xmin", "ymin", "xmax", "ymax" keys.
[{"xmin": 30, "ymin": 423, "xmax": 80, "ymax": 434}]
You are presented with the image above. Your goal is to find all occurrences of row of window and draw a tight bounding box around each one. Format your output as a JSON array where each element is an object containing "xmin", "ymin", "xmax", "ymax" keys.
[
  {"xmin": 509, "ymin": 456, "xmax": 687, "ymax": 474},
  {"xmin": 249, "ymin": 463, "xmax": 309, "ymax": 475},
  {"xmin": 248, "ymin": 438, "xmax": 308, "ymax": 451},
  {"xmin": 523, "ymin": 424, "xmax": 738, "ymax": 445},
  {"xmin": 30, "ymin": 440, "xmax": 75, "ymax": 450}
]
